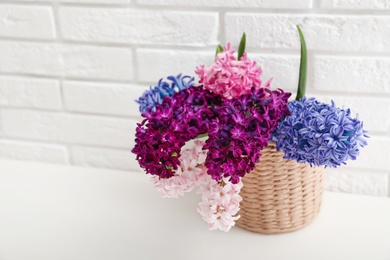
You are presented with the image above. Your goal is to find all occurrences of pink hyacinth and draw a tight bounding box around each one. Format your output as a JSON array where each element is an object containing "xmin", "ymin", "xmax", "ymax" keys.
[
  {"xmin": 151, "ymin": 140, "xmax": 209, "ymax": 198},
  {"xmin": 197, "ymin": 177, "xmax": 243, "ymax": 232},
  {"xmin": 195, "ymin": 43, "xmax": 271, "ymax": 99}
]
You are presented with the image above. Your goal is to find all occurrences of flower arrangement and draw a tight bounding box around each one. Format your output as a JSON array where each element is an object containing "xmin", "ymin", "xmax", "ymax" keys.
[{"xmin": 132, "ymin": 26, "xmax": 368, "ymax": 232}]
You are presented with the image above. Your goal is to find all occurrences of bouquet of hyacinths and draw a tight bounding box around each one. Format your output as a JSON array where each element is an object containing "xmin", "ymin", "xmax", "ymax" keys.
[{"xmin": 132, "ymin": 26, "xmax": 368, "ymax": 232}]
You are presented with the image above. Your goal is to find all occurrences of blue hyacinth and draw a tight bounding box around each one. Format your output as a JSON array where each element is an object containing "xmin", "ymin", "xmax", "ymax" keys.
[
  {"xmin": 271, "ymin": 97, "xmax": 368, "ymax": 168},
  {"xmin": 136, "ymin": 74, "xmax": 194, "ymax": 113}
]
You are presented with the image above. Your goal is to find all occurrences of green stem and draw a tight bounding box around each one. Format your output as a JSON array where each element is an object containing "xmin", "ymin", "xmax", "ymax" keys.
[
  {"xmin": 295, "ymin": 25, "xmax": 307, "ymax": 101},
  {"xmin": 195, "ymin": 133, "xmax": 208, "ymax": 139}
]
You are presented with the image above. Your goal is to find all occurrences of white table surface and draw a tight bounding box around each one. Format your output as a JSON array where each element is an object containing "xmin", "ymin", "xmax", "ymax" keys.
[{"xmin": 0, "ymin": 159, "xmax": 389, "ymax": 260}]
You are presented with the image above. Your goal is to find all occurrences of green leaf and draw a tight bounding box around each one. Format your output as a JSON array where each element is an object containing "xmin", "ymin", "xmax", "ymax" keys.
[
  {"xmin": 237, "ymin": 32, "xmax": 246, "ymax": 60},
  {"xmin": 215, "ymin": 45, "xmax": 224, "ymax": 57},
  {"xmin": 295, "ymin": 25, "xmax": 307, "ymax": 101},
  {"xmin": 195, "ymin": 133, "xmax": 208, "ymax": 139}
]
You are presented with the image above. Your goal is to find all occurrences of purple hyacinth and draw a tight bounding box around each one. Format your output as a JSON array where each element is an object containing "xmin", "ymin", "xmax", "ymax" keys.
[
  {"xmin": 136, "ymin": 74, "xmax": 194, "ymax": 113},
  {"xmin": 204, "ymin": 87, "xmax": 291, "ymax": 184},
  {"xmin": 271, "ymin": 97, "xmax": 368, "ymax": 167},
  {"xmin": 132, "ymin": 86, "xmax": 222, "ymax": 179}
]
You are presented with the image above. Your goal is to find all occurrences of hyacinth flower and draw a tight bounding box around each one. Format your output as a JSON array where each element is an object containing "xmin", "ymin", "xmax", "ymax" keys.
[
  {"xmin": 136, "ymin": 74, "xmax": 194, "ymax": 113},
  {"xmin": 150, "ymin": 140, "xmax": 210, "ymax": 198},
  {"xmin": 195, "ymin": 35, "xmax": 271, "ymax": 100},
  {"xmin": 132, "ymin": 86, "xmax": 222, "ymax": 179},
  {"xmin": 197, "ymin": 177, "xmax": 243, "ymax": 232},
  {"xmin": 271, "ymin": 26, "xmax": 368, "ymax": 167},
  {"xmin": 204, "ymin": 87, "xmax": 291, "ymax": 184},
  {"xmin": 193, "ymin": 34, "xmax": 291, "ymax": 184}
]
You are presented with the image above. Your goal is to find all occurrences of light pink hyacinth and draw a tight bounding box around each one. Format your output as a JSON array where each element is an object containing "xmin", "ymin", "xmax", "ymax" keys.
[
  {"xmin": 151, "ymin": 140, "xmax": 209, "ymax": 198},
  {"xmin": 197, "ymin": 177, "xmax": 243, "ymax": 232},
  {"xmin": 151, "ymin": 139, "xmax": 243, "ymax": 231},
  {"xmin": 195, "ymin": 43, "xmax": 271, "ymax": 99}
]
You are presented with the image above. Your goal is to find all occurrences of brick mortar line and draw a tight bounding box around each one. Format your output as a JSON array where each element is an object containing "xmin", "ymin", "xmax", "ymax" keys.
[
  {"xmin": 0, "ymin": 108, "xmax": 3, "ymax": 138},
  {"xmin": 0, "ymin": 37, "xmax": 56, "ymax": 44},
  {"xmin": 0, "ymin": 2, "xmax": 130, "ymax": 7},
  {"xmin": 0, "ymin": 136, "xmax": 133, "ymax": 151},
  {"xmin": 138, "ymin": 48, "xmax": 390, "ymax": 57},
  {"xmin": 1, "ymin": 37, "xmax": 390, "ymax": 57},
  {"xmin": 58, "ymin": 4, "xmax": 390, "ymax": 15},
  {"xmin": 216, "ymin": 10, "xmax": 390, "ymax": 16},
  {"xmin": 52, "ymin": 1, "xmax": 63, "ymax": 41},
  {"xmin": 58, "ymin": 80, "xmax": 67, "ymax": 111},
  {"xmin": 0, "ymin": 2, "xmax": 52, "ymax": 7},
  {"xmin": 1, "ymin": 71, "xmax": 390, "ymax": 100},
  {"xmin": 0, "ymin": 138, "xmax": 68, "ymax": 148},
  {"xmin": 60, "ymin": 6, "xmax": 390, "ymax": 16},
  {"xmin": 2, "ymin": 2, "xmax": 390, "ymax": 15},
  {"xmin": 312, "ymin": 0, "xmax": 320, "ymax": 9},
  {"xmin": 52, "ymin": 1, "xmax": 68, "ymax": 121},
  {"xmin": 0, "ymin": 105, "xmax": 62, "ymax": 114},
  {"xmin": 2, "ymin": 78, "xmax": 390, "ymax": 103},
  {"xmin": 0, "ymin": 72, "xmax": 134, "ymax": 85},
  {"xmin": 0, "ymin": 78, "xmax": 389, "ymax": 102},
  {"xmin": 311, "ymin": 51, "xmax": 390, "ymax": 57},
  {"xmin": 59, "ymin": 4, "xmax": 217, "ymax": 11},
  {"xmin": 307, "ymin": 89, "xmax": 390, "ymax": 99},
  {"xmin": 59, "ymin": 3, "xmax": 130, "ymax": 8},
  {"xmin": 0, "ymin": 106, "xmax": 142, "ymax": 121},
  {"xmin": 388, "ymin": 175, "xmax": 390, "ymax": 197},
  {"xmin": 0, "ymin": 72, "xmax": 149, "ymax": 86},
  {"xmin": 0, "ymin": 37, "xmax": 220, "ymax": 50},
  {"xmin": 132, "ymin": 47, "xmax": 139, "ymax": 82}
]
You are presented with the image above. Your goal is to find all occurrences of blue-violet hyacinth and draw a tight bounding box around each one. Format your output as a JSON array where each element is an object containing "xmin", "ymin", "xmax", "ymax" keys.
[
  {"xmin": 204, "ymin": 87, "xmax": 291, "ymax": 184},
  {"xmin": 136, "ymin": 74, "xmax": 194, "ymax": 113},
  {"xmin": 132, "ymin": 86, "xmax": 222, "ymax": 179},
  {"xmin": 271, "ymin": 97, "xmax": 368, "ymax": 167}
]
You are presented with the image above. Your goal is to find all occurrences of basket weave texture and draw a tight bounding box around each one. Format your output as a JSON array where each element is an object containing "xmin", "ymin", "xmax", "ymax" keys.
[{"xmin": 236, "ymin": 142, "xmax": 324, "ymax": 234}]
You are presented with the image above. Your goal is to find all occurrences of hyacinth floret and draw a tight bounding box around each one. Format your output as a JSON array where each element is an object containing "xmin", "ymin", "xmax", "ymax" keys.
[
  {"xmin": 204, "ymin": 87, "xmax": 291, "ymax": 184},
  {"xmin": 195, "ymin": 43, "xmax": 270, "ymax": 100},
  {"xmin": 197, "ymin": 178, "xmax": 243, "ymax": 232},
  {"xmin": 151, "ymin": 140, "xmax": 210, "ymax": 198},
  {"xmin": 271, "ymin": 97, "xmax": 368, "ymax": 167},
  {"xmin": 132, "ymin": 86, "xmax": 222, "ymax": 179},
  {"xmin": 136, "ymin": 74, "xmax": 194, "ymax": 113}
]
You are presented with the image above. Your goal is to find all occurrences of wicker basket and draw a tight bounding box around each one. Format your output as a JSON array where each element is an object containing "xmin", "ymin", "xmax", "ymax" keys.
[{"xmin": 236, "ymin": 142, "xmax": 324, "ymax": 234}]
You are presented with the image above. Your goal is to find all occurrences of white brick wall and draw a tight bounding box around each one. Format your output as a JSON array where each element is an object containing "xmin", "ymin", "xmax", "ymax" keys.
[
  {"xmin": 0, "ymin": 41, "xmax": 133, "ymax": 81},
  {"xmin": 0, "ymin": 139, "xmax": 68, "ymax": 164},
  {"xmin": 0, "ymin": 5, "xmax": 55, "ymax": 39},
  {"xmin": 59, "ymin": 8, "xmax": 219, "ymax": 46},
  {"xmin": 0, "ymin": 1, "xmax": 389, "ymax": 198},
  {"xmin": 63, "ymin": 81, "xmax": 145, "ymax": 117},
  {"xmin": 138, "ymin": 0, "xmax": 313, "ymax": 8},
  {"xmin": 0, "ymin": 76, "xmax": 62, "ymax": 110},
  {"xmin": 225, "ymin": 14, "xmax": 390, "ymax": 52},
  {"xmin": 320, "ymin": 0, "xmax": 390, "ymax": 9},
  {"xmin": 1, "ymin": 109, "xmax": 136, "ymax": 148},
  {"xmin": 313, "ymin": 56, "xmax": 390, "ymax": 94}
]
